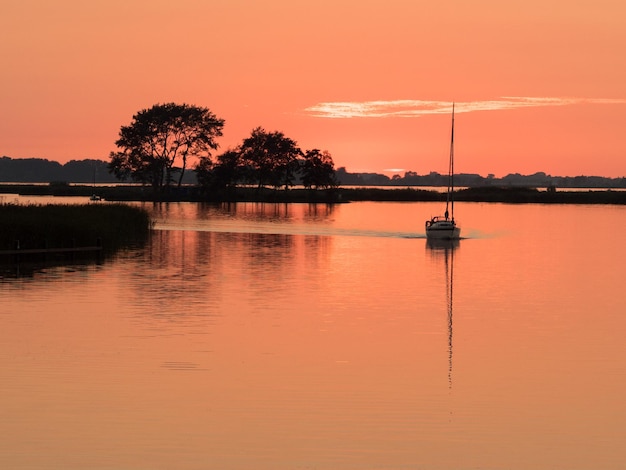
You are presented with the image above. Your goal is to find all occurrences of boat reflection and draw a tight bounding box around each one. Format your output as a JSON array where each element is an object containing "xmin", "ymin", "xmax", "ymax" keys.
[
  {"xmin": 426, "ymin": 238, "xmax": 458, "ymax": 389},
  {"xmin": 426, "ymin": 238, "xmax": 460, "ymax": 251}
]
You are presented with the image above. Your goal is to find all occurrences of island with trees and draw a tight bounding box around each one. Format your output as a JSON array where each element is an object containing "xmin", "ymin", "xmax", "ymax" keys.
[{"xmin": 106, "ymin": 103, "xmax": 338, "ymax": 201}]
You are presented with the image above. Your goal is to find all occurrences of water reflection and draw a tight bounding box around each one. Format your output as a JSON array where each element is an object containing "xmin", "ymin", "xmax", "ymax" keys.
[
  {"xmin": 121, "ymin": 230, "xmax": 221, "ymax": 324},
  {"xmin": 145, "ymin": 202, "xmax": 342, "ymax": 238},
  {"xmin": 149, "ymin": 201, "xmax": 337, "ymax": 224},
  {"xmin": 426, "ymin": 238, "xmax": 458, "ymax": 389},
  {"xmin": 0, "ymin": 258, "xmax": 101, "ymax": 281},
  {"xmin": 3, "ymin": 202, "xmax": 625, "ymax": 469},
  {"xmin": 203, "ymin": 202, "xmax": 298, "ymax": 222},
  {"xmin": 118, "ymin": 226, "xmax": 333, "ymax": 328},
  {"xmin": 211, "ymin": 202, "xmax": 337, "ymax": 222},
  {"xmin": 1, "ymin": 250, "xmax": 107, "ymax": 280}
]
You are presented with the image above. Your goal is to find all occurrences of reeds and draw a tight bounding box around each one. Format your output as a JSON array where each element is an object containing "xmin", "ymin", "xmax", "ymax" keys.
[{"xmin": 0, "ymin": 203, "xmax": 152, "ymax": 252}]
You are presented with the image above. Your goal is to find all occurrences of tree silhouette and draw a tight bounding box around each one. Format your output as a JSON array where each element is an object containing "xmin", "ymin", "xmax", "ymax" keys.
[
  {"xmin": 109, "ymin": 103, "xmax": 224, "ymax": 191},
  {"xmin": 239, "ymin": 127, "xmax": 302, "ymax": 189},
  {"xmin": 196, "ymin": 149, "xmax": 243, "ymax": 191},
  {"xmin": 301, "ymin": 149, "xmax": 338, "ymax": 190}
]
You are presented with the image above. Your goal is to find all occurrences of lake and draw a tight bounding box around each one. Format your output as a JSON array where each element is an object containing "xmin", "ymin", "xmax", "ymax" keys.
[{"xmin": 1, "ymin": 200, "xmax": 625, "ymax": 469}]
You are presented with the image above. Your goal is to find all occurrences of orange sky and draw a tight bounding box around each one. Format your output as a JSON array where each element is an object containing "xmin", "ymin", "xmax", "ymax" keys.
[{"xmin": 2, "ymin": 0, "xmax": 625, "ymax": 177}]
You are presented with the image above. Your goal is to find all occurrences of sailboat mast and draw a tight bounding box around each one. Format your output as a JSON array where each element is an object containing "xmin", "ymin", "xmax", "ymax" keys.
[
  {"xmin": 450, "ymin": 103, "xmax": 455, "ymax": 220},
  {"xmin": 445, "ymin": 103, "xmax": 455, "ymax": 220}
]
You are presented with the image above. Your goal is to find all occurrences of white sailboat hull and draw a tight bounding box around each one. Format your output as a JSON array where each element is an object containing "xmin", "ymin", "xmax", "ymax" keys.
[{"xmin": 425, "ymin": 219, "xmax": 461, "ymax": 239}]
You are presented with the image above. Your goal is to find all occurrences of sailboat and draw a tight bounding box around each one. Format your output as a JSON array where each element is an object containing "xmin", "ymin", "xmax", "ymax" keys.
[
  {"xmin": 425, "ymin": 104, "xmax": 461, "ymax": 240},
  {"xmin": 90, "ymin": 163, "xmax": 102, "ymax": 202}
]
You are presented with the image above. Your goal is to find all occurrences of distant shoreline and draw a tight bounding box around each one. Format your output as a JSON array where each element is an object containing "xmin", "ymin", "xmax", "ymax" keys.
[
  {"xmin": 2, "ymin": 157, "xmax": 626, "ymax": 189},
  {"xmin": 1, "ymin": 183, "xmax": 625, "ymax": 205}
]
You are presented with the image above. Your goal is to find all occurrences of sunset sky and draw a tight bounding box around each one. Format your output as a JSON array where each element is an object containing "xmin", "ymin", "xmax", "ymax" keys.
[{"xmin": 2, "ymin": 0, "xmax": 625, "ymax": 177}]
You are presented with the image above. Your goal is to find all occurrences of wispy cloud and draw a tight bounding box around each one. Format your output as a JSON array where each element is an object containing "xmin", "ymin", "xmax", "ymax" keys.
[{"xmin": 303, "ymin": 97, "xmax": 626, "ymax": 118}]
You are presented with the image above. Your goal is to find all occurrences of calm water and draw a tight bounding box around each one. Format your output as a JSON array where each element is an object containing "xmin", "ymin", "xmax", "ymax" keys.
[{"xmin": 1, "ymin": 200, "xmax": 626, "ymax": 469}]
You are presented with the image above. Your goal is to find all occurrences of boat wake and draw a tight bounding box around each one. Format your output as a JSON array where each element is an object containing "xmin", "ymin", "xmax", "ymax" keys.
[{"xmin": 154, "ymin": 221, "xmax": 425, "ymax": 240}]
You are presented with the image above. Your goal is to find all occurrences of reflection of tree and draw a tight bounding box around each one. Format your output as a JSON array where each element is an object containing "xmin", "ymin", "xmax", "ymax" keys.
[
  {"xmin": 122, "ymin": 204, "xmax": 336, "ymax": 326},
  {"xmin": 123, "ymin": 229, "xmax": 297, "ymax": 319},
  {"xmin": 131, "ymin": 230, "xmax": 219, "ymax": 317},
  {"xmin": 244, "ymin": 233, "xmax": 295, "ymax": 270},
  {"xmin": 217, "ymin": 202, "xmax": 295, "ymax": 222},
  {"xmin": 303, "ymin": 203, "xmax": 336, "ymax": 221},
  {"xmin": 207, "ymin": 201, "xmax": 336, "ymax": 224},
  {"xmin": 0, "ymin": 256, "xmax": 103, "ymax": 280},
  {"xmin": 426, "ymin": 239, "xmax": 459, "ymax": 389}
]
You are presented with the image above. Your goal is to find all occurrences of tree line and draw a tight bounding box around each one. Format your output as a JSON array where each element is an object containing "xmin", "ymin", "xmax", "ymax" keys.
[
  {"xmin": 3, "ymin": 156, "xmax": 624, "ymax": 190},
  {"xmin": 338, "ymin": 169, "xmax": 626, "ymax": 189},
  {"xmin": 0, "ymin": 157, "xmax": 119, "ymax": 184},
  {"xmin": 108, "ymin": 103, "xmax": 338, "ymax": 194}
]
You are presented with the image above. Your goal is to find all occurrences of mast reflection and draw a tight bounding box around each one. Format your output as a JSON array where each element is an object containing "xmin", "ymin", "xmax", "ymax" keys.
[{"xmin": 426, "ymin": 238, "xmax": 459, "ymax": 389}]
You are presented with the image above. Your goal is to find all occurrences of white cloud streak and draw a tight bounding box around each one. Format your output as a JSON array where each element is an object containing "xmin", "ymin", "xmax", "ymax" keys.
[{"xmin": 303, "ymin": 97, "xmax": 626, "ymax": 118}]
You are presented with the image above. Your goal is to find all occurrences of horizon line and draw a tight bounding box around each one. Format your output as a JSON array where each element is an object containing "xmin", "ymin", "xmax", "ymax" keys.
[
  {"xmin": 0, "ymin": 155, "xmax": 623, "ymax": 180},
  {"xmin": 341, "ymin": 168, "xmax": 625, "ymax": 180}
]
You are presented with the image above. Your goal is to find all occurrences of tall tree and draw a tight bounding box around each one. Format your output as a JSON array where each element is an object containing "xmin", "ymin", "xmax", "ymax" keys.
[
  {"xmin": 109, "ymin": 103, "xmax": 224, "ymax": 191},
  {"xmin": 239, "ymin": 127, "xmax": 302, "ymax": 189},
  {"xmin": 301, "ymin": 149, "xmax": 338, "ymax": 190}
]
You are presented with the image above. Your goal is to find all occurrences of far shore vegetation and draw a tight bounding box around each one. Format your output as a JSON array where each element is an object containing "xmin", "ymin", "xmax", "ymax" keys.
[
  {"xmin": 1, "ymin": 156, "xmax": 625, "ymax": 191},
  {"xmin": 1, "ymin": 182, "xmax": 625, "ymax": 205}
]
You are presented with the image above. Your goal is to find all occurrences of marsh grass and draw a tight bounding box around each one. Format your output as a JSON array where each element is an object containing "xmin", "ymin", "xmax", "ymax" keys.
[{"xmin": 0, "ymin": 203, "xmax": 152, "ymax": 252}]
